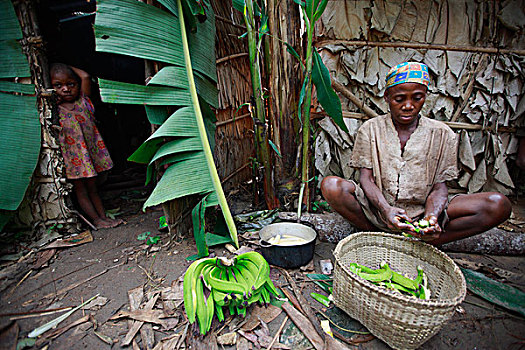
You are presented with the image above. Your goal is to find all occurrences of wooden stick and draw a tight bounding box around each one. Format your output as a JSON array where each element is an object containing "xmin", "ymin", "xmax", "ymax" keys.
[
  {"xmin": 0, "ymin": 306, "xmax": 72, "ymax": 318},
  {"xmin": 281, "ymin": 303, "xmax": 324, "ymax": 350},
  {"xmin": 70, "ymin": 210, "xmax": 98, "ymax": 231},
  {"xmin": 221, "ymin": 162, "xmax": 251, "ymax": 184},
  {"xmin": 41, "ymin": 262, "xmax": 123, "ymax": 300},
  {"xmin": 267, "ymin": 315, "xmax": 288, "ymax": 350},
  {"xmin": 215, "ymin": 112, "xmax": 251, "ymax": 127},
  {"xmin": 9, "ymin": 308, "xmax": 73, "ymax": 320},
  {"xmin": 313, "ymin": 111, "xmax": 517, "ymax": 133},
  {"xmin": 331, "ymin": 80, "xmax": 379, "ymax": 118},
  {"xmin": 451, "ymin": 54, "xmax": 489, "ymax": 122},
  {"xmin": 215, "ymin": 14, "xmax": 246, "ymax": 30},
  {"xmin": 8, "ymin": 269, "xmax": 32, "ymax": 296},
  {"xmin": 216, "ymin": 53, "xmax": 249, "ymax": 65},
  {"xmin": 316, "ymin": 39, "xmax": 525, "ymax": 56}
]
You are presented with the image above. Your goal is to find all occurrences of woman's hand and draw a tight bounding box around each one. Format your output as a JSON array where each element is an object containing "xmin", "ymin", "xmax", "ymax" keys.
[
  {"xmin": 414, "ymin": 215, "xmax": 442, "ymax": 241},
  {"xmin": 382, "ymin": 206, "xmax": 414, "ymax": 232}
]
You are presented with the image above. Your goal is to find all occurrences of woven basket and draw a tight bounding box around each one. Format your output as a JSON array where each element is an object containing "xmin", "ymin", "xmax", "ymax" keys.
[{"xmin": 333, "ymin": 232, "xmax": 466, "ymax": 350}]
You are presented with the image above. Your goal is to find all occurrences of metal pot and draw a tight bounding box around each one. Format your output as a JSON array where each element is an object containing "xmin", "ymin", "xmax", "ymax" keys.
[{"xmin": 259, "ymin": 222, "xmax": 317, "ymax": 269}]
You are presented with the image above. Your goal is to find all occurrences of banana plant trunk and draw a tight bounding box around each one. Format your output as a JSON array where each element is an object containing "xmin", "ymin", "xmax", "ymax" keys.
[
  {"xmin": 244, "ymin": 0, "xmax": 279, "ymax": 209},
  {"xmin": 300, "ymin": 16, "xmax": 315, "ymax": 210}
]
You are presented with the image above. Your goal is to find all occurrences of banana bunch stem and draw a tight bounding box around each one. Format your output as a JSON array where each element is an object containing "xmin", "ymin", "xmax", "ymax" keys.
[{"xmin": 183, "ymin": 252, "xmax": 279, "ymax": 335}]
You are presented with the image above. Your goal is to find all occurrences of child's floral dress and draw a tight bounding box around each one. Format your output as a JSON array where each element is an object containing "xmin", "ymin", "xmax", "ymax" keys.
[{"xmin": 58, "ymin": 95, "xmax": 113, "ymax": 179}]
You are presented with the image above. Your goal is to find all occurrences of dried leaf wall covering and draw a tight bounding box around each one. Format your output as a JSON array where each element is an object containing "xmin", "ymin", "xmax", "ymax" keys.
[{"xmin": 314, "ymin": 0, "xmax": 525, "ymax": 195}]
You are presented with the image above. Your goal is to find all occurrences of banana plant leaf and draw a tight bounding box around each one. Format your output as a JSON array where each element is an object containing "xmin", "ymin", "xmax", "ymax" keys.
[
  {"xmin": 148, "ymin": 66, "xmax": 218, "ymax": 108},
  {"xmin": 312, "ymin": 50, "xmax": 347, "ymax": 132},
  {"xmin": 0, "ymin": 93, "xmax": 40, "ymax": 211},
  {"xmin": 0, "ymin": 0, "xmax": 23, "ymax": 41},
  {"xmin": 0, "ymin": 210, "xmax": 13, "ymax": 231},
  {"xmin": 95, "ymin": 0, "xmax": 238, "ymax": 248},
  {"xmin": 192, "ymin": 193, "xmax": 209, "ymax": 257},
  {"xmin": 145, "ymin": 105, "xmax": 170, "ymax": 125},
  {"xmin": 460, "ymin": 267, "xmax": 525, "ymax": 317},
  {"xmin": 0, "ymin": 39, "xmax": 31, "ymax": 79},
  {"xmin": 0, "ymin": 81, "xmax": 35, "ymax": 94},
  {"xmin": 0, "ymin": 0, "xmax": 31, "ymax": 79}
]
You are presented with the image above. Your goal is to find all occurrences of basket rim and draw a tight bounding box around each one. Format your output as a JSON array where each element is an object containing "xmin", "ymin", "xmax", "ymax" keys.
[{"xmin": 333, "ymin": 231, "xmax": 467, "ymax": 308}]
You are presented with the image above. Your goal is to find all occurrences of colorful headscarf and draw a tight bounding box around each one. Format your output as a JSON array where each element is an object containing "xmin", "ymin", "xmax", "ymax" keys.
[{"xmin": 385, "ymin": 62, "xmax": 430, "ymax": 89}]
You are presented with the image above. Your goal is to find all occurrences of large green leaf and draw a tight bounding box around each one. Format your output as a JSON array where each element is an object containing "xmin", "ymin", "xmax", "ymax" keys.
[
  {"xmin": 95, "ymin": 0, "xmax": 213, "ymax": 82},
  {"xmin": 312, "ymin": 49, "xmax": 347, "ymax": 132},
  {"xmin": 0, "ymin": 81, "xmax": 35, "ymax": 94},
  {"xmin": 0, "ymin": 210, "xmax": 13, "ymax": 231},
  {"xmin": 0, "ymin": 0, "xmax": 23, "ymax": 41},
  {"xmin": 128, "ymin": 106, "xmax": 200, "ymax": 164},
  {"xmin": 461, "ymin": 267, "xmax": 525, "ymax": 317},
  {"xmin": 96, "ymin": 0, "xmax": 237, "ymax": 248},
  {"xmin": 99, "ymin": 79, "xmax": 191, "ymax": 105},
  {"xmin": 0, "ymin": 39, "xmax": 31, "ymax": 78},
  {"xmin": 143, "ymin": 152, "xmax": 213, "ymax": 208},
  {"xmin": 145, "ymin": 105, "xmax": 170, "ymax": 125},
  {"xmin": 0, "ymin": 93, "xmax": 40, "ymax": 210},
  {"xmin": 149, "ymin": 66, "xmax": 218, "ymax": 108},
  {"xmin": 192, "ymin": 194, "xmax": 210, "ymax": 257}
]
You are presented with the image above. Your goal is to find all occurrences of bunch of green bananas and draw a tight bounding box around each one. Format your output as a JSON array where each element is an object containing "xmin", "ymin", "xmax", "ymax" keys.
[
  {"xmin": 349, "ymin": 261, "xmax": 431, "ymax": 300},
  {"xmin": 183, "ymin": 251, "xmax": 279, "ymax": 335}
]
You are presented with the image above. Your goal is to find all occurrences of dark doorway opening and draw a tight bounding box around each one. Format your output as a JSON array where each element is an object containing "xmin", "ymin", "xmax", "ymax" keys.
[{"xmin": 36, "ymin": 0, "xmax": 152, "ymax": 212}]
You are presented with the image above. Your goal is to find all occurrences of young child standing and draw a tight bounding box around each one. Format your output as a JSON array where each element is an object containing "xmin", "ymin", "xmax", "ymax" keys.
[{"xmin": 50, "ymin": 63, "xmax": 122, "ymax": 229}]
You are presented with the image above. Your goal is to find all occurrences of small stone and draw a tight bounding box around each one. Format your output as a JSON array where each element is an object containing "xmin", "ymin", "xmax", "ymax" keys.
[
  {"xmin": 217, "ymin": 332, "xmax": 237, "ymax": 345},
  {"xmin": 320, "ymin": 259, "xmax": 333, "ymax": 275}
]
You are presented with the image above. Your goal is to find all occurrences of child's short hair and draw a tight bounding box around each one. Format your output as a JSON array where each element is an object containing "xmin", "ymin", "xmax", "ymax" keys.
[{"xmin": 50, "ymin": 63, "xmax": 81, "ymax": 83}]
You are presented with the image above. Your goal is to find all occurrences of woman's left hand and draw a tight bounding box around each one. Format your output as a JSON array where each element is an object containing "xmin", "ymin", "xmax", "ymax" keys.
[{"xmin": 417, "ymin": 215, "xmax": 441, "ymax": 241}]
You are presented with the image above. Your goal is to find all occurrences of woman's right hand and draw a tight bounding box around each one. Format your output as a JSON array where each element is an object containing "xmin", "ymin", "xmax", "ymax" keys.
[{"xmin": 382, "ymin": 206, "xmax": 414, "ymax": 232}]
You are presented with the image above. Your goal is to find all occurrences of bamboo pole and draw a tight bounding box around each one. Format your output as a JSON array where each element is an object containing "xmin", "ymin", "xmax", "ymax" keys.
[
  {"xmin": 312, "ymin": 111, "xmax": 517, "ymax": 133},
  {"xmin": 243, "ymin": 0, "xmax": 279, "ymax": 209},
  {"xmin": 316, "ymin": 40, "xmax": 525, "ymax": 56}
]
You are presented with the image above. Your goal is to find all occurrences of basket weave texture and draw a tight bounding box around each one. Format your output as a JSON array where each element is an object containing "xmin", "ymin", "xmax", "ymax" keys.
[{"xmin": 333, "ymin": 232, "xmax": 466, "ymax": 350}]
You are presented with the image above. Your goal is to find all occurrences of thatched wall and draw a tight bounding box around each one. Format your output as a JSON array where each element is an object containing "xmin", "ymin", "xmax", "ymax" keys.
[
  {"xmin": 212, "ymin": 2, "xmax": 254, "ymax": 192},
  {"xmin": 314, "ymin": 0, "xmax": 525, "ymax": 195},
  {"xmin": 212, "ymin": 0, "xmax": 302, "ymax": 197}
]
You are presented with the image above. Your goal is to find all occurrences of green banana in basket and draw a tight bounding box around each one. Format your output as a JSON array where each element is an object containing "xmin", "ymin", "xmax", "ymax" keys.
[{"xmin": 348, "ymin": 262, "xmax": 431, "ymax": 299}]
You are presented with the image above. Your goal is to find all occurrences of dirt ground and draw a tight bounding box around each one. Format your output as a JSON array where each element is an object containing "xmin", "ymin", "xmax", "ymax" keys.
[{"xmin": 0, "ymin": 190, "xmax": 524, "ymax": 350}]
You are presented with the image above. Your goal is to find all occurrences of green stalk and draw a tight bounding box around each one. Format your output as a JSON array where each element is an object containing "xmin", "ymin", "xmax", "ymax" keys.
[
  {"xmin": 244, "ymin": 0, "xmax": 279, "ymax": 209},
  {"xmin": 177, "ymin": 0, "xmax": 238, "ymax": 248},
  {"xmin": 300, "ymin": 7, "xmax": 315, "ymax": 210}
]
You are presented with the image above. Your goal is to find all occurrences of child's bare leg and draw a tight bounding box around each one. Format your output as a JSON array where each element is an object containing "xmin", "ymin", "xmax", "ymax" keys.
[
  {"xmin": 432, "ymin": 192, "xmax": 512, "ymax": 245},
  {"xmin": 320, "ymin": 176, "xmax": 376, "ymax": 230},
  {"xmin": 73, "ymin": 178, "xmax": 107, "ymax": 228},
  {"xmin": 84, "ymin": 177, "xmax": 106, "ymax": 218},
  {"xmin": 85, "ymin": 177, "xmax": 122, "ymax": 228}
]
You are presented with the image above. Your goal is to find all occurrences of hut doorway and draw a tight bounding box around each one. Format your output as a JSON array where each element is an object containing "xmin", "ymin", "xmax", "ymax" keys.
[{"xmin": 36, "ymin": 0, "xmax": 152, "ymax": 211}]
